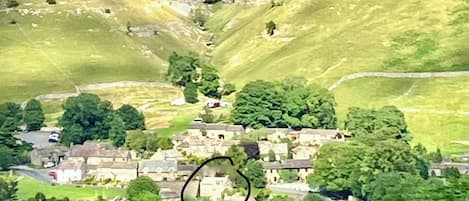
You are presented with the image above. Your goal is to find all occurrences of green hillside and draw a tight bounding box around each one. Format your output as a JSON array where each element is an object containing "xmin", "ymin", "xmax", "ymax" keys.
[
  {"xmin": 0, "ymin": 0, "xmax": 206, "ymax": 101},
  {"xmin": 205, "ymin": 0, "xmax": 469, "ymax": 153},
  {"xmin": 207, "ymin": 0, "xmax": 468, "ymax": 85}
]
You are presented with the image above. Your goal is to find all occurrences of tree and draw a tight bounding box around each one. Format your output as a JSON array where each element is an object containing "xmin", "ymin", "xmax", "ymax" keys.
[
  {"xmin": 279, "ymin": 169, "xmax": 298, "ymax": 183},
  {"xmin": 127, "ymin": 176, "xmax": 160, "ymax": 201},
  {"xmin": 0, "ymin": 177, "xmax": 18, "ymax": 201},
  {"xmin": 244, "ymin": 160, "xmax": 266, "ymax": 188},
  {"xmin": 232, "ymin": 79, "xmax": 337, "ymax": 129},
  {"xmin": 430, "ymin": 148, "xmax": 443, "ymax": 163},
  {"xmin": 0, "ymin": 146, "xmax": 14, "ymax": 170},
  {"xmin": 156, "ymin": 137, "xmax": 173, "ymax": 150},
  {"xmin": 226, "ymin": 145, "xmax": 248, "ymax": 169},
  {"xmin": 344, "ymin": 106, "xmax": 409, "ymax": 140},
  {"xmin": 46, "ymin": 0, "xmax": 57, "ymax": 5},
  {"xmin": 222, "ymin": 83, "xmax": 236, "ymax": 96},
  {"xmin": 184, "ymin": 82, "xmax": 198, "ymax": 104},
  {"xmin": 23, "ymin": 99, "xmax": 45, "ymax": 131},
  {"xmin": 167, "ymin": 52, "xmax": 199, "ymax": 87},
  {"xmin": 59, "ymin": 93, "xmax": 114, "ymax": 145},
  {"xmin": 34, "ymin": 192, "xmax": 46, "ymax": 201},
  {"xmin": 0, "ymin": 102, "xmax": 22, "ymax": 130},
  {"xmin": 232, "ymin": 80, "xmax": 285, "ymax": 128},
  {"xmin": 255, "ymin": 189, "xmax": 270, "ymax": 201},
  {"xmin": 442, "ymin": 167, "xmax": 461, "ymax": 179},
  {"xmin": 199, "ymin": 66, "xmax": 221, "ymax": 99},
  {"xmin": 303, "ymin": 194, "xmax": 325, "ymax": 201},
  {"xmin": 1, "ymin": 117, "xmax": 19, "ymax": 133},
  {"xmin": 199, "ymin": 106, "xmax": 215, "ymax": 123},
  {"xmin": 109, "ymin": 115, "xmax": 127, "ymax": 147},
  {"xmin": 133, "ymin": 191, "xmax": 161, "ymax": 201},
  {"xmin": 265, "ymin": 21, "xmax": 277, "ymax": 36},
  {"xmin": 6, "ymin": 0, "xmax": 19, "ymax": 8},
  {"xmin": 117, "ymin": 104, "xmax": 145, "ymax": 130}
]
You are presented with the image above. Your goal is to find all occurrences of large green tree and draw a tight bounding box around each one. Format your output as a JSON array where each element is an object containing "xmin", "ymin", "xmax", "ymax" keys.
[
  {"xmin": 117, "ymin": 104, "xmax": 145, "ymax": 130},
  {"xmin": 127, "ymin": 176, "xmax": 160, "ymax": 201},
  {"xmin": 303, "ymin": 194, "xmax": 325, "ymax": 201},
  {"xmin": 232, "ymin": 79, "xmax": 337, "ymax": 129},
  {"xmin": 167, "ymin": 52, "xmax": 199, "ymax": 87},
  {"xmin": 23, "ymin": 99, "xmax": 45, "ymax": 131},
  {"xmin": 308, "ymin": 139, "xmax": 428, "ymax": 200},
  {"xmin": 279, "ymin": 169, "xmax": 298, "ymax": 183},
  {"xmin": 59, "ymin": 93, "xmax": 114, "ymax": 145},
  {"xmin": 244, "ymin": 160, "xmax": 266, "ymax": 188},
  {"xmin": 344, "ymin": 106, "xmax": 409, "ymax": 140}
]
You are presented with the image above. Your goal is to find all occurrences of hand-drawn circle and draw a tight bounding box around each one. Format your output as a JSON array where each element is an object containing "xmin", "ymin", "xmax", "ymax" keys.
[{"xmin": 180, "ymin": 156, "xmax": 252, "ymax": 201}]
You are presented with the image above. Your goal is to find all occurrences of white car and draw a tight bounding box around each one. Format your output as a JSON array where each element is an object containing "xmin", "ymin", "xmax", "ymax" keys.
[
  {"xmin": 43, "ymin": 161, "xmax": 56, "ymax": 168},
  {"xmin": 48, "ymin": 133, "xmax": 60, "ymax": 143}
]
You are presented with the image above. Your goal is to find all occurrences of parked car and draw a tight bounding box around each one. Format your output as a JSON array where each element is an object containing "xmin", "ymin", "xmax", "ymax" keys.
[
  {"xmin": 48, "ymin": 133, "xmax": 60, "ymax": 143},
  {"xmin": 43, "ymin": 161, "xmax": 56, "ymax": 168}
]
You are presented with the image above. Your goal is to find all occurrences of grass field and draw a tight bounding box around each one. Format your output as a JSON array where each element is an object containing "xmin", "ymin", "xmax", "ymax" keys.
[
  {"xmin": 16, "ymin": 176, "xmax": 125, "ymax": 200},
  {"xmin": 333, "ymin": 77, "xmax": 469, "ymax": 154},
  {"xmin": 206, "ymin": 0, "xmax": 469, "ymax": 86},
  {"xmin": 0, "ymin": 0, "xmax": 205, "ymax": 102}
]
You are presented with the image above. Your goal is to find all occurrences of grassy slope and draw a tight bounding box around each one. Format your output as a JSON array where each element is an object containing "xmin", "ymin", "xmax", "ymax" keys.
[
  {"xmin": 206, "ymin": 0, "xmax": 469, "ymax": 154},
  {"xmin": 207, "ymin": 0, "xmax": 468, "ymax": 86},
  {"xmin": 334, "ymin": 77, "xmax": 469, "ymax": 154},
  {"xmin": 16, "ymin": 176, "xmax": 125, "ymax": 200},
  {"xmin": 0, "ymin": 0, "xmax": 206, "ymax": 102}
]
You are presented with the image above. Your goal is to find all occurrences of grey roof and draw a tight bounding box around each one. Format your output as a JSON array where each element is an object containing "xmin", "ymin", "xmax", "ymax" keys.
[
  {"xmin": 297, "ymin": 129, "xmax": 342, "ymax": 136},
  {"xmin": 188, "ymin": 123, "xmax": 245, "ymax": 132},
  {"xmin": 69, "ymin": 141, "xmax": 129, "ymax": 158},
  {"xmin": 160, "ymin": 190, "xmax": 179, "ymax": 199},
  {"xmin": 431, "ymin": 162, "xmax": 469, "ymax": 172},
  {"xmin": 262, "ymin": 159, "xmax": 312, "ymax": 169},
  {"xmin": 98, "ymin": 162, "xmax": 137, "ymax": 169},
  {"xmin": 177, "ymin": 164, "xmax": 198, "ymax": 172},
  {"xmin": 32, "ymin": 146, "xmax": 68, "ymax": 157},
  {"xmin": 58, "ymin": 160, "xmax": 84, "ymax": 170},
  {"xmin": 171, "ymin": 134, "xmax": 187, "ymax": 141},
  {"xmin": 138, "ymin": 160, "xmax": 178, "ymax": 173}
]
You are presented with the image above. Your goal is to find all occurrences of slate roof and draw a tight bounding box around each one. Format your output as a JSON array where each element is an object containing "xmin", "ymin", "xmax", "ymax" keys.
[
  {"xmin": 297, "ymin": 129, "xmax": 342, "ymax": 136},
  {"xmin": 138, "ymin": 160, "xmax": 178, "ymax": 173},
  {"xmin": 97, "ymin": 161, "xmax": 137, "ymax": 169},
  {"xmin": 431, "ymin": 162, "xmax": 469, "ymax": 172},
  {"xmin": 69, "ymin": 141, "xmax": 129, "ymax": 158},
  {"xmin": 188, "ymin": 123, "xmax": 244, "ymax": 132},
  {"xmin": 177, "ymin": 164, "xmax": 198, "ymax": 172},
  {"xmin": 262, "ymin": 159, "xmax": 312, "ymax": 169},
  {"xmin": 160, "ymin": 190, "xmax": 179, "ymax": 199},
  {"xmin": 58, "ymin": 160, "xmax": 84, "ymax": 170}
]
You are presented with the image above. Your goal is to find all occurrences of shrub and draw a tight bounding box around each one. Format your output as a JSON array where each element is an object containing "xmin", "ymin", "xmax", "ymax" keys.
[
  {"xmin": 6, "ymin": 0, "xmax": 19, "ymax": 8},
  {"xmin": 265, "ymin": 21, "xmax": 277, "ymax": 36},
  {"xmin": 46, "ymin": 0, "xmax": 56, "ymax": 5}
]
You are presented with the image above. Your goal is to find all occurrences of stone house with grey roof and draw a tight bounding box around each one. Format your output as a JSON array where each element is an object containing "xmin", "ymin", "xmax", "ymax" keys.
[
  {"xmin": 258, "ymin": 141, "xmax": 288, "ymax": 161},
  {"xmin": 30, "ymin": 146, "xmax": 68, "ymax": 167},
  {"xmin": 431, "ymin": 162, "xmax": 469, "ymax": 176},
  {"xmin": 68, "ymin": 141, "xmax": 132, "ymax": 166},
  {"xmin": 95, "ymin": 161, "xmax": 138, "ymax": 182},
  {"xmin": 188, "ymin": 122, "xmax": 244, "ymax": 140},
  {"xmin": 262, "ymin": 159, "xmax": 313, "ymax": 184},
  {"xmin": 177, "ymin": 138, "xmax": 240, "ymax": 158},
  {"xmin": 138, "ymin": 160, "xmax": 178, "ymax": 181}
]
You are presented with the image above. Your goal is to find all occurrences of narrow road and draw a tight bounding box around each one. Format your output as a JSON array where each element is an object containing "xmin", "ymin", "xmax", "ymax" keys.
[
  {"xmin": 10, "ymin": 165, "xmax": 53, "ymax": 184},
  {"xmin": 328, "ymin": 71, "xmax": 469, "ymax": 90}
]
